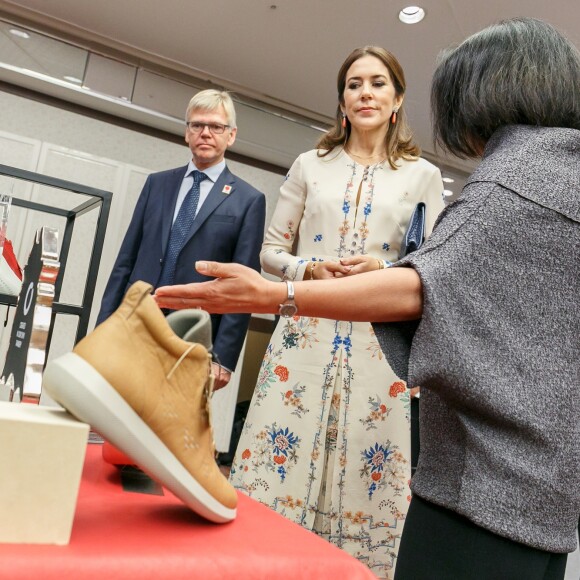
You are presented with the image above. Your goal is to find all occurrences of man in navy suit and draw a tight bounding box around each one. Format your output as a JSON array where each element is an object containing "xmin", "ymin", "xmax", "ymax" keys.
[{"xmin": 97, "ymin": 90, "xmax": 266, "ymax": 390}]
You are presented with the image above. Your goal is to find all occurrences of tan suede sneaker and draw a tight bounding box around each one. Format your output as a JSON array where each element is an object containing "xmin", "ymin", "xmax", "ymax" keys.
[{"xmin": 42, "ymin": 281, "xmax": 237, "ymax": 523}]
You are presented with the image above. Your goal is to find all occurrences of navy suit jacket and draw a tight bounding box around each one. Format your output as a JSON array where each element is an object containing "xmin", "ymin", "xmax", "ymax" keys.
[{"xmin": 97, "ymin": 164, "xmax": 266, "ymax": 371}]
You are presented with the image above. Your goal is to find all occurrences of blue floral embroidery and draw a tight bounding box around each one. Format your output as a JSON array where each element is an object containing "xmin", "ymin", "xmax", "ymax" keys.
[
  {"xmin": 343, "ymin": 336, "xmax": 352, "ymax": 353},
  {"xmin": 314, "ymin": 234, "xmax": 322, "ymax": 242},
  {"xmin": 382, "ymin": 242, "xmax": 390, "ymax": 251},
  {"xmin": 269, "ymin": 426, "xmax": 300, "ymax": 482},
  {"xmin": 271, "ymin": 426, "xmax": 299, "ymax": 454},
  {"xmin": 363, "ymin": 202, "xmax": 372, "ymax": 216},
  {"xmin": 342, "ymin": 201, "xmax": 350, "ymax": 214},
  {"xmin": 332, "ymin": 333, "xmax": 352, "ymax": 353},
  {"xmin": 362, "ymin": 442, "xmax": 394, "ymax": 498}
]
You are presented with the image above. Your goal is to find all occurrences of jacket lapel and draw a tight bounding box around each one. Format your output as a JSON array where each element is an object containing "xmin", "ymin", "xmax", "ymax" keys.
[{"xmin": 161, "ymin": 165, "xmax": 188, "ymax": 256}]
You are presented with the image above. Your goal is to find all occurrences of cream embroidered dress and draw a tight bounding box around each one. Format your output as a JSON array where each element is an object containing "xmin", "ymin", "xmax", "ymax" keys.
[{"xmin": 230, "ymin": 148, "xmax": 444, "ymax": 578}]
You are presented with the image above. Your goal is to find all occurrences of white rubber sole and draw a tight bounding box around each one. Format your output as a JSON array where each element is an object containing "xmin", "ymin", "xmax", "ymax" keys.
[{"xmin": 42, "ymin": 352, "xmax": 236, "ymax": 523}]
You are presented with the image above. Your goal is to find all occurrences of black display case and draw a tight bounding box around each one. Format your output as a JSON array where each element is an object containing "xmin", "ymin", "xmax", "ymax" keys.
[{"xmin": 0, "ymin": 163, "xmax": 112, "ymax": 348}]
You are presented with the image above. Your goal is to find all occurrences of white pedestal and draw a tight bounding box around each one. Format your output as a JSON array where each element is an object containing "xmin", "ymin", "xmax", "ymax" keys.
[{"xmin": 0, "ymin": 401, "xmax": 89, "ymax": 545}]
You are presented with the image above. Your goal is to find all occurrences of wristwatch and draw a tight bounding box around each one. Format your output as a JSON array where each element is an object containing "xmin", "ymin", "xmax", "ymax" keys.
[{"xmin": 279, "ymin": 280, "xmax": 298, "ymax": 318}]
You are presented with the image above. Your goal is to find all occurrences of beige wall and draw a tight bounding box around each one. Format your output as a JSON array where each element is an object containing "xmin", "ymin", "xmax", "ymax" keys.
[
  {"xmin": 0, "ymin": 89, "xmax": 283, "ymax": 446},
  {"xmin": 0, "ymin": 89, "xmax": 283, "ymax": 357}
]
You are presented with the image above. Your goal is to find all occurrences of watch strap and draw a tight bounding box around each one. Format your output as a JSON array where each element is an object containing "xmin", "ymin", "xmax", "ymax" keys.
[{"xmin": 278, "ymin": 280, "xmax": 297, "ymax": 318}]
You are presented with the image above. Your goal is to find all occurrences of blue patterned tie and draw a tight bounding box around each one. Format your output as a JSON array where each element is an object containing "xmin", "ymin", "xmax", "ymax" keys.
[{"xmin": 158, "ymin": 170, "xmax": 208, "ymax": 287}]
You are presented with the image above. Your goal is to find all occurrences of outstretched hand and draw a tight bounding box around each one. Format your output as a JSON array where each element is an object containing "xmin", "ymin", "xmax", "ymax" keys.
[
  {"xmin": 153, "ymin": 261, "xmax": 279, "ymax": 314},
  {"xmin": 154, "ymin": 259, "xmax": 424, "ymax": 323}
]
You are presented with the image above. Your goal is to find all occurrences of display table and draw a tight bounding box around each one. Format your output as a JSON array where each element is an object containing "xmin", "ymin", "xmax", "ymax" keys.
[{"xmin": 0, "ymin": 443, "xmax": 375, "ymax": 579}]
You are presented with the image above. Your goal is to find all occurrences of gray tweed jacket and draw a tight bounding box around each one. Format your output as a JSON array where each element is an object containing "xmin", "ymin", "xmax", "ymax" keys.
[{"xmin": 374, "ymin": 125, "xmax": 580, "ymax": 553}]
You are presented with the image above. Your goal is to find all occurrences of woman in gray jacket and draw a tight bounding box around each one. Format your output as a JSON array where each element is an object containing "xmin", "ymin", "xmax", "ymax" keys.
[{"xmin": 156, "ymin": 17, "xmax": 580, "ymax": 580}]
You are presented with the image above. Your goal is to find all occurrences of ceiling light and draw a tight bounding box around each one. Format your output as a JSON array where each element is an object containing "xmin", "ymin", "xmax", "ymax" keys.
[
  {"xmin": 63, "ymin": 76, "xmax": 83, "ymax": 84},
  {"xmin": 398, "ymin": 6, "xmax": 425, "ymax": 24},
  {"xmin": 443, "ymin": 189, "xmax": 454, "ymax": 197},
  {"xmin": 9, "ymin": 28, "xmax": 30, "ymax": 39},
  {"xmin": 442, "ymin": 177, "xmax": 455, "ymax": 183}
]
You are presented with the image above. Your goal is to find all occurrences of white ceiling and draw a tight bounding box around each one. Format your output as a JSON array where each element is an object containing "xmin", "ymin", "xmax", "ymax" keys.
[{"xmin": 0, "ymin": 0, "xmax": 578, "ymax": 178}]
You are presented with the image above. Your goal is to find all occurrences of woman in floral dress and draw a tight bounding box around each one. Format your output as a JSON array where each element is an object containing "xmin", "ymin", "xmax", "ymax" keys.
[{"xmin": 229, "ymin": 46, "xmax": 444, "ymax": 578}]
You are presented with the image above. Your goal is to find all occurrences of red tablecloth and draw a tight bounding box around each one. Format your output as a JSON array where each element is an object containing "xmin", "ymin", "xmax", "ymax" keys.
[{"xmin": 0, "ymin": 444, "xmax": 376, "ymax": 579}]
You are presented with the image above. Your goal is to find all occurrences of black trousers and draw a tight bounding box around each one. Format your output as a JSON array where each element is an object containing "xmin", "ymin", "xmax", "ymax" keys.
[{"xmin": 395, "ymin": 495, "xmax": 568, "ymax": 580}]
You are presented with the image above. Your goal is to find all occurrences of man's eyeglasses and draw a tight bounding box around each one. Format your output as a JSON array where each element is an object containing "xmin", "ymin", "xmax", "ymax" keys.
[{"xmin": 186, "ymin": 121, "xmax": 230, "ymax": 134}]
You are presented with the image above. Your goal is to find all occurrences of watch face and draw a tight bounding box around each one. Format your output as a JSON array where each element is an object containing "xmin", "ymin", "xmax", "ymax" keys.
[{"xmin": 279, "ymin": 302, "xmax": 298, "ymax": 318}]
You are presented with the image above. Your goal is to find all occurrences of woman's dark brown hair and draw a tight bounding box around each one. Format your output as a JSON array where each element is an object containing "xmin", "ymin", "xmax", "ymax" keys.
[
  {"xmin": 431, "ymin": 18, "xmax": 580, "ymax": 158},
  {"xmin": 317, "ymin": 46, "xmax": 420, "ymax": 169}
]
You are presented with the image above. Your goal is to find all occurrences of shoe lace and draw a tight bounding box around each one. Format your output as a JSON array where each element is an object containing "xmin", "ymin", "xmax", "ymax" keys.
[
  {"xmin": 166, "ymin": 344, "xmax": 217, "ymax": 456},
  {"xmin": 166, "ymin": 343, "xmax": 199, "ymax": 380}
]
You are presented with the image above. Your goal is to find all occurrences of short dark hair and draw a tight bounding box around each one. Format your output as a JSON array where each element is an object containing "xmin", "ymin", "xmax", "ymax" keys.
[{"xmin": 431, "ymin": 18, "xmax": 580, "ymax": 158}]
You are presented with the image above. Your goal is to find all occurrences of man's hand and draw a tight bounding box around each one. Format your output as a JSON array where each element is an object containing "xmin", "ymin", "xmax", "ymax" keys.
[{"xmin": 212, "ymin": 362, "xmax": 231, "ymax": 390}]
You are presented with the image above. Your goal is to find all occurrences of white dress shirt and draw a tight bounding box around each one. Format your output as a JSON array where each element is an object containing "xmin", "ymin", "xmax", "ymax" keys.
[{"xmin": 171, "ymin": 159, "xmax": 226, "ymax": 223}]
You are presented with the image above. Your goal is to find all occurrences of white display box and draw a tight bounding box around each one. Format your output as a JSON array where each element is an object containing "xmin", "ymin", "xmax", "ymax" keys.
[{"xmin": 0, "ymin": 401, "xmax": 89, "ymax": 545}]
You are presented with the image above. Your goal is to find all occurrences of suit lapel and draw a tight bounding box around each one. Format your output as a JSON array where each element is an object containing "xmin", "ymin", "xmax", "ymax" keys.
[
  {"xmin": 161, "ymin": 165, "xmax": 188, "ymax": 256},
  {"xmin": 184, "ymin": 167, "xmax": 236, "ymax": 243}
]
